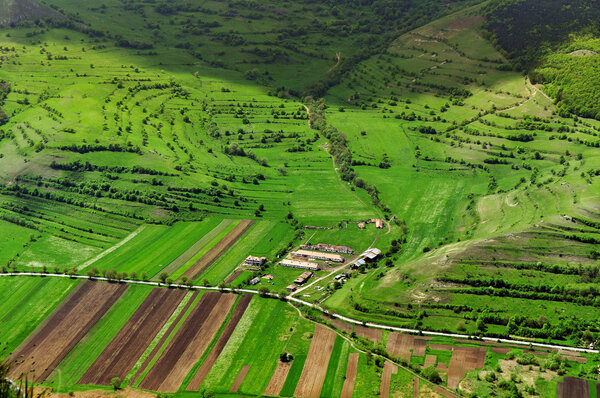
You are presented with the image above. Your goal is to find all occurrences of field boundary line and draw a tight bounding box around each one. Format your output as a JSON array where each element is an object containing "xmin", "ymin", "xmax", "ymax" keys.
[
  {"xmin": 77, "ymin": 225, "xmax": 146, "ymax": 270},
  {"xmin": 0, "ymin": 273, "xmax": 597, "ymax": 355}
]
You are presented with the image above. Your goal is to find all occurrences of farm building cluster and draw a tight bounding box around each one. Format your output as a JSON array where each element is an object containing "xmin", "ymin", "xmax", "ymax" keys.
[
  {"xmin": 351, "ymin": 248, "xmax": 382, "ymax": 268},
  {"xmin": 279, "ymin": 242, "xmax": 353, "ymax": 272},
  {"xmin": 357, "ymin": 218, "xmax": 384, "ymax": 229}
]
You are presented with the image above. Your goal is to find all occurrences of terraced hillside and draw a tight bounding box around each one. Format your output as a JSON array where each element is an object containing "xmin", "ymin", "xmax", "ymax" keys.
[{"xmin": 324, "ymin": 4, "xmax": 600, "ymax": 350}]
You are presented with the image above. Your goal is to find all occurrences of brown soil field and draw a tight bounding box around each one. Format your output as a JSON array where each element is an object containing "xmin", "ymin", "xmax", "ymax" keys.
[
  {"xmin": 413, "ymin": 377, "xmax": 419, "ymax": 398},
  {"xmin": 183, "ymin": 220, "xmax": 254, "ymax": 280},
  {"xmin": 340, "ymin": 353, "xmax": 359, "ymax": 398},
  {"xmin": 413, "ymin": 340, "xmax": 426, "ymax": 356},
  {"xmin": 387, "ymin": 333, "xmax": 413, "ymax": 360},
  {"xmin": 79, "ymin": 288, "xmax": 186, "ymax": 385},
  {"xmin": 491, "ymin": 347, "xmax": 509, "ymax": 354},
  {"xmin": 321, "ymin": 315, "xmax": 352, "ymax": 333},
  {"xmin": 436, "ymin": 362, "xmax": 447, "ymax": 371},
  {"xmin": 387, "ymin": 333, "xmax": 426, "ymax": 359},
  {"xmin": 130, "ymin": 291, "xmax": 199, "ymax": 384},
  {"xmin": 264, "ymin": 360, "xmax": 292, "ymax": 396},
  {"xmin": 230, "ymin": 365, "xmax": 250, "ymax": 393},
  {"xmin": 140, "ymin": 292, "xmax": 237, "ymax": 392},
  {"xmin": 557, "ymin": 377, "xmax": 589, "ymax": 398},
  {"xmin": 447, "ymin": 346, "xmax": 486, "ymax": 389},
  {"xmin": 225, "ymin": 269, "xmax": 243, "ymax": 284},
  {"xmin": 355, "ymin": 325, "xmax": 382, "ymax": 343},
  {"xmin": 424, "ymin": 355, "xmax": 437, "ymax": 368},
  {"xmin": 34, "ymin": 387, "xmax": 155, "ymax": 398},
  {"xmin": 562, "ymin": 355, "xmax": 587, "ymax": 363},
  {"xmin": 429, "ymin": 344, "xmax": 452, "ymax": 351},
  {"xmin": 187, "ymin": 294, "xmax": 253, "ymax": 390},
  {"xmin": 379, "ymin": 361, "xmax": 397, "ymax": 398},
  {"xmin": 294, "ymin": 324, "xmax": 337, "ymax": 398},
  {"xmin": 11, "ymin": 281, "xmax": 127, "ymax": 382},
  {"xmin": 432, "ymin": 385, "xmax": 460, "ymax": 398}
]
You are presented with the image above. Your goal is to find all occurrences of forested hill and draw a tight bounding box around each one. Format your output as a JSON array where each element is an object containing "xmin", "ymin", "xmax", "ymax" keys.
[
  {"xmin": 483, "ymin": 0, "xmax": 600, "ymax": 67},
  {"xmin": 484, "ymin": 0, "xmax": 600, "ymax": 119}
]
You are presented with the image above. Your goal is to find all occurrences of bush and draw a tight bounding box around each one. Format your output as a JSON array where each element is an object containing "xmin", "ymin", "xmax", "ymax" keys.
[
  {"xmin": 422, "ymin": 366, "xmax": 442, "ymax": 383},
  {"xmin": 110, "ymin": 377, "xmax": 121, "ymax": 390}
]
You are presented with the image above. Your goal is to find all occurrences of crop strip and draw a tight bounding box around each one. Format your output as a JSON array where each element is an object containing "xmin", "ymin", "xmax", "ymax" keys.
[
  {"xmin": 130, "ymin": 291, "xmax": 199, "ymax": 385},
  {"xmin": 183, "ymin": 220, "xmax": 255, "ymax": 280},
  {"xmin": 293, "ymin": 324, "xmax": 337, "ymax": 398},
  {"xmin": 340, "ymin": 353, "xmax": 359, "ymax": 398},
  {"xmin": 10, "ymin": 281, "xmax": 127, "ymax": 382},
  {"xmin": 186, "ymin": 294, "xmax": 253, "ymax": 390},
  {"xmin": 140, "ymin": 292, "xmax": 237, "ymax": 392},
  {"xmin": 78, "ymin": 288, "xmax": 186, "ymax": 385}
]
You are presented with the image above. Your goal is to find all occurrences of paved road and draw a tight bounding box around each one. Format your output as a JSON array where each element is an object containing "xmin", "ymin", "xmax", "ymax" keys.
[{"xmin": 0, "ymin": 272, "xmax": 597, "ymax": 354}]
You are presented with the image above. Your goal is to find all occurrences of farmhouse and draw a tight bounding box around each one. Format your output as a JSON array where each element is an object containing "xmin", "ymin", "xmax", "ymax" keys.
[
  {"xmin": 244, "ymin": 255, "xmax": 266, "ymax": 267},
  {"xmin": 286, "ymin": 284, "xmax": 297, "ymax": 292},
  {"xmin": 361, "ymin": 248, "xmax": 382, "ymax": 262},
  {"xmin": 291, "ymin": 250, "xmax": 345, "ymax": 263},
  {"xmin": 279, "ymin": 259, "xmax": 320, "ymax": 271},
  {"xmin": 358, "ymin": 222, "xmax": 365, "ymax": 229},
  {"xmin": 248, "ymin": 277, "xmax": 261, "ymax": 285},
  {"xmin": 351, "ymin": 259, "xmax": 366, "ymax": 269},
  {"xmin": 294, "ymin": 271, "xmax": 313, "ymax": 285}
]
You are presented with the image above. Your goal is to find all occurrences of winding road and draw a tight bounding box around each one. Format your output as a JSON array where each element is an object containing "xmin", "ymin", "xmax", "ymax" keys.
[{"xmin": 1, "ymin": 272, "xmax": 596, "ymax": 355}]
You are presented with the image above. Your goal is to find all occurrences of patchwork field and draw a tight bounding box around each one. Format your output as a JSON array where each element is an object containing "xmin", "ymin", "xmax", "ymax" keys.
[{"xmin": 0, "ymin": 0, "xmax": 599, "ymax": 397}]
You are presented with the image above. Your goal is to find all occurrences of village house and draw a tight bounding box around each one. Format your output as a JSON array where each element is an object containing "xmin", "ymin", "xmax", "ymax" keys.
[
  {"xmin": 243, "ymin": 255, "xmax": 266, "ymax": 267},
  {"xmin": 248, "ymin": 277, "xmax": 261, "ymax": 285}
]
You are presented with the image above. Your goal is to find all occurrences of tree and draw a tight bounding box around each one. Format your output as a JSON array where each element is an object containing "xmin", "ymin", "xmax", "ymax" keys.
[
  {"xmin": 280, "ymin": 352, "xmax": 293, "ymax": 362},
  {"xmin": 258, "ymin": 286, "xmax": 270, "ymax": 297},
  {"xmin": 159, "ymin": 272, "xmax": 169, "ymax": 284},
  {"xmin": 422, "ymin": 366, "xmax": 442, "ymax": 383},
  {"xmin": 110, "ymin": 377, "xmax": 121, "ymax": 390},
  {"xmin": 278, "ymin": 290, "xmax": 289, "ymax": 300}
]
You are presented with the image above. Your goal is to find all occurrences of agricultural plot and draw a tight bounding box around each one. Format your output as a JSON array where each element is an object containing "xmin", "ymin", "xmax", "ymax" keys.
[
  {"xmin": 380, "ymin": 361, "xmax": 398, "ymax": 398},
  {"xmin": 264, "ymin": 361, "xmax": 293, "ymax": 397},
  {"xmin": 447, "ymin": 345, "xmax": 486, "ymax": 389},
  {"xmin": 10, "ymin": 281, "xmax": 127, "ymax": 382},
  {"xmin": 294, "ymin": 324, "xmax": 337, "ymax": 398},
  {"xmin": 183, "ymin": 220, "xmax": 254, "ymax": 281},
  {"xmin": 0, "ymin": 277, "xmax": 78, "ymax": 359},
  {"xmin": 340, "ymin": 353, "xmax": 359, "ymax": 398},
  {"xmin": 45, "ymin": 284, "xmax": 154, "ymax": 387},
  {"xmin": 186, "ymin": 294, "xmax": 253, "ymax": 390},
  {"xmin": 83, "ymin": 221, "xmax": 223, "ymax": 278},
  {"xmin": 79, "ymin": 288, "xmax": 186, "ymax": 386},
  {"xmin": 139, "ymin": 292, "xmax": 237, "ymax": 392}
]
